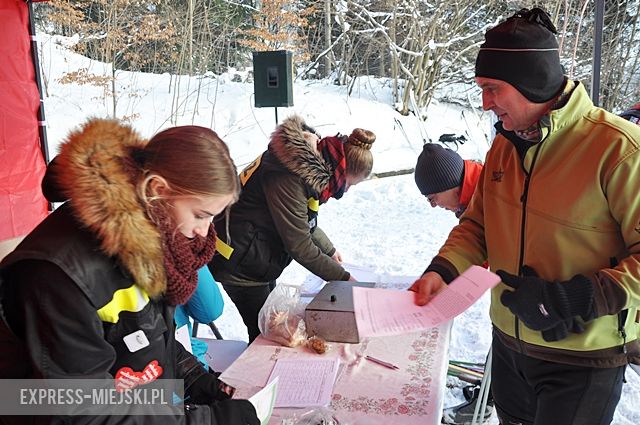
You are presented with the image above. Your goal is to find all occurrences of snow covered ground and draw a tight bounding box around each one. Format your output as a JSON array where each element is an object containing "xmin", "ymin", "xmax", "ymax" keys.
[{"xmin": 39, "ymin": 33, "xmax": 640, "ymax": 424}]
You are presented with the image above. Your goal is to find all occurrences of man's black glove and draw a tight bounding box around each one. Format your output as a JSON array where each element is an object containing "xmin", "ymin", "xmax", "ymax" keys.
[
  {"xmin": 541, "ymin": 317, "xmax": 586, "ymax": 342},
  {"xmin": 497, "ymin": 266, "xmax": 595, "ymax": 332},
  {"xmin": 188, "ymin": 372, "xmax": 236, "ymax": 404},
  {"xmin": 210, "ymin": 399, "xmax": 259, "ymax": 425}
]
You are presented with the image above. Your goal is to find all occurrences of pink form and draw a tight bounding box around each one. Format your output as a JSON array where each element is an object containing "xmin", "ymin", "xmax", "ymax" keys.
[{"xmin": 353, "ymin": 265, "xmax": 501, "ymax": 338}]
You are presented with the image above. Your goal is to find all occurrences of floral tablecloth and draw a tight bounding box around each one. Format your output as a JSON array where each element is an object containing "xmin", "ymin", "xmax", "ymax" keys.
[{"xmin": 220, "ymin": 324, "xmax": 450, "ymax": 425}]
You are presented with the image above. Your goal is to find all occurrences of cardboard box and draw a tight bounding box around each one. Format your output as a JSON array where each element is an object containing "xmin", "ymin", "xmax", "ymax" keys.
[{"xmin": 304, "ymin": 281, "xmax": 375, "ymax": 343}]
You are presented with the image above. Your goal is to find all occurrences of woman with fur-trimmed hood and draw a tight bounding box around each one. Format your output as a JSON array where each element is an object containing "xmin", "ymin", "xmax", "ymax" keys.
[
  {"xmin": 209, "ymin": 115, "xmax": 375, "ymax": 343},
  {"xmin": 0, "ymin": 119, "xmax": 259, "ymax": 425}
]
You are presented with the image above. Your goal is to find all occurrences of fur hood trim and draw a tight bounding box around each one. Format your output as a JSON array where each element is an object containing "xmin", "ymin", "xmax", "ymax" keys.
[
  {"xmin": 54, "ymin": 118, "xmax": 166, "ymax": 298},
  {"xmin": 268, "ymin": 115, "xmax": 332, "ymax": 193}
]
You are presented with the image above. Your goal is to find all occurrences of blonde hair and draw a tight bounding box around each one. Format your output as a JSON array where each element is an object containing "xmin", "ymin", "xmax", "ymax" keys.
[
  {"xmin": 344, "ymin": 128, "xmax": 375, "ymax": 177},
  {"xmin": 135, "ymin": 126, "xmax": 239, "ymax": 217}
]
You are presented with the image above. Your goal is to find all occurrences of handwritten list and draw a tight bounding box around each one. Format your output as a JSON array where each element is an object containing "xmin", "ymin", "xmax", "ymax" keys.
[{"xmin": 267, "ymin": 357, "xmax": 340, "ymax": 408}]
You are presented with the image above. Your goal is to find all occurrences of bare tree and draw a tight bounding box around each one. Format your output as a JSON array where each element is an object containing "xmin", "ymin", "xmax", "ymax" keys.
[{"xmin": 35, "ymin": 0, "xmax": 640, "ymax": 115}]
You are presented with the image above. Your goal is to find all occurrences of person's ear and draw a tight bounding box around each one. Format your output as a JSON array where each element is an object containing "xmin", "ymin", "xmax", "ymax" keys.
[{"xmin": 149, "ymin": 176, "xmax": 170, "ymax": 197}]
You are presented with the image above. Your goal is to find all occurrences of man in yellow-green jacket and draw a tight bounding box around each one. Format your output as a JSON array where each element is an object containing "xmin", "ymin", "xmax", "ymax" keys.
[{"xmin": 411, "ymin": 8, "xmax": 640, "ymax": 425}]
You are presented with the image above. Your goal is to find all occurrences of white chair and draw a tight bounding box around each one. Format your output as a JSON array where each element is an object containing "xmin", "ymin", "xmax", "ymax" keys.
[{"xmin": 192, "ymin": 321, "xmax": 248, "ymax": 373}]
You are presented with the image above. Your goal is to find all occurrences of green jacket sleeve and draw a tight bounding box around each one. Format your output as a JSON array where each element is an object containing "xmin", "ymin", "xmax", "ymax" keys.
[
  {"xmin": 310, "ymin": 226, "xmax": 336, "ymax": 257},
  {"xmin": 430, "ymin": 162, "xmax": 489, "ymax": 277},
  {"xmin": 263, "ymin": 173, "xmax": 349, "ymax": 281},
  {"xmin": 591, "ymin": 149, "xmax": 640, "ymax": 317}
]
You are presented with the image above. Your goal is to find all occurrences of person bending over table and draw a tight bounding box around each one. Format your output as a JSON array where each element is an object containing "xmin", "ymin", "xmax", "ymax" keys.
[{"xmin": 209, "ymin": 115, "xmax": 375, "ymax": 343}]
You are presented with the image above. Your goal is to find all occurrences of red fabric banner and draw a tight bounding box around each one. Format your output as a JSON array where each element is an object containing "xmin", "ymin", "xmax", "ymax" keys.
[{"xmin": 0, "ymin": 0, "xmax": 48, "ymax": 241}]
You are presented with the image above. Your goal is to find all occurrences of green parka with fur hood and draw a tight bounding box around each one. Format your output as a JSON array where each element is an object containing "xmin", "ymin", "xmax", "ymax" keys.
[{"xmin": 211, "ymin": 115, "xmax": 350, "ymax": 286}]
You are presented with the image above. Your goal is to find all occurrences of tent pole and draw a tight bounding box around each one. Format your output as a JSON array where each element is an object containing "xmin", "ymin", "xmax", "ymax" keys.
[
  {"xmin": 27, "ymin": 0, "xmax": 50, "ymax": 165},
  {"xmin": 591, "ymin": 0, "xmax": 604, "ymax": 107},
  {"xmin": 27, "ymin": 0, "xmax": 52, "ymax": 211}
]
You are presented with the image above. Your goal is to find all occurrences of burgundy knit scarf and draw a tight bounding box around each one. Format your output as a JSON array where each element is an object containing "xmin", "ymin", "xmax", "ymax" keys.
[
  {"xmin": 154, "ymin": 208, "xmax": 217, "ymax": 306},
  {"xmin": 317, "ymin": 135, "xmax": 347, "ymax": 204}
]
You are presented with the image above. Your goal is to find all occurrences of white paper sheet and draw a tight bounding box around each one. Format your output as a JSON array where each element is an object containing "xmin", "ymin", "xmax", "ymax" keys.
[
  {"xmin": 249, "ymin": 377, "xmax": 278, "ymax": 425},
  {"xmin": 300, "ymin": 263, "xmax": 417, "ymax": 296},
  {"xmin": 300, "ymin": 274, "xmax": 326, "ymax": 297},
  {"xmin": 354, "ymin": 265, "xmax": 500, "ymax": 337},
  {"xmin": 341, "ymin": 262, "xmax": 379, "ymax": 283},
  {"xmin": 175, "ymin": 324, "xmax": 193, "ymax": 354},
  {"xmin": 267, "ymin": 357, "xmax": 340, "ymax": 408}
]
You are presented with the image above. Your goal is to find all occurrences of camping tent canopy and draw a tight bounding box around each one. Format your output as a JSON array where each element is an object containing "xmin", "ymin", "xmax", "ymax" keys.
[{"xmin": 0, "ymin": 0, "xmax": 48, "ymax": 242}]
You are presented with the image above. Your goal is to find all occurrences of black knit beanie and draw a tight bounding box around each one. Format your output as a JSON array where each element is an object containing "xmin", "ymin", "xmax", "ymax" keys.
[
  {"xmin": 475, "ymin": 8, "xmax": 565, "ymax": 103},
  {"xmin": 414, "ymin": 143, "xmax": 464, "ymax": 196}
]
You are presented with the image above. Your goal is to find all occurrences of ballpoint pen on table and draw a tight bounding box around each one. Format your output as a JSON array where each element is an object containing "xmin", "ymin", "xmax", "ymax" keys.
[{"xmin": 365, "ymin": 355, "xmax": 399, "ymax": 370}]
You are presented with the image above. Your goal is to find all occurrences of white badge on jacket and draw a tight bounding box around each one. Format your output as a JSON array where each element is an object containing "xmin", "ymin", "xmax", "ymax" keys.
[{"xmin": 123, "ymin": 330, "xmax": 150, "ymax": 353}]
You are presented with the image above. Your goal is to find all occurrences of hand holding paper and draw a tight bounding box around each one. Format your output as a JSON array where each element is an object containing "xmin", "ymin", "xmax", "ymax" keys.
[
  {"xmin": 409, "ymin": 272, "xmax": 447, "ymax": 305},
  {"xmin": 354, "ymin": 265, "xmax": 500, "ymax": 337}
]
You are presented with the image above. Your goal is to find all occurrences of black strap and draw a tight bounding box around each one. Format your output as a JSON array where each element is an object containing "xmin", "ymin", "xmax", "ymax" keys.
[{"xmin": 618, "ymin": 310, "xmax": 629, "ymax": 352}]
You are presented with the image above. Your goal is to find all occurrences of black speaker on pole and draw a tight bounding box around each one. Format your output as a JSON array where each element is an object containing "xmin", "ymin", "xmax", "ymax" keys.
[{"xmin": 252, "ymin": 50, "xmax": 293, "ymax": 108}]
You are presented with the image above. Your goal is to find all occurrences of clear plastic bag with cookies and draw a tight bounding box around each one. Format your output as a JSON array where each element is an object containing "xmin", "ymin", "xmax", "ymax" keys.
[{"xmin": 258, "ymin": 283, "xmax": 307, "ymax": 347}]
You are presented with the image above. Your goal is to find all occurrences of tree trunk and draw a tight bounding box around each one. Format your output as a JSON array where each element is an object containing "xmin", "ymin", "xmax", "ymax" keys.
[
  {"xmin": 188, "ymin": 0, "xmax": 194, "ymax": 75},
  {"xmin": 323, "ymin": 0, "xmax": 332, "ymax": 77}
]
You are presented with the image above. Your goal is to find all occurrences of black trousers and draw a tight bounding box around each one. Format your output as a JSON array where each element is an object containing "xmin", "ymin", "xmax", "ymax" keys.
[
  {"xmin": 222, "ymin": 281, "xmax": 275, "ymax": 343},
  {"xmin": 491, "ymin": 335, "xmax": 625, "ymax": 425}
]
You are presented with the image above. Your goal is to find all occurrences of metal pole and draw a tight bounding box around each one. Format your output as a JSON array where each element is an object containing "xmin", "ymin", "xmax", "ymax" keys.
[
  {"xmin": 591, "ymin": 0, "xmax": 604, "ymax": 106},
  {"xmin": 27, "ymin": 0, "xmax": 52, "ymax": 211},
  {"xmin": 275, "ymin": 107, "xmax": 278, "ymax": 125},
  {"xmin": 27, "ymin": 0, "xmax": 50, "ymax": 164}
]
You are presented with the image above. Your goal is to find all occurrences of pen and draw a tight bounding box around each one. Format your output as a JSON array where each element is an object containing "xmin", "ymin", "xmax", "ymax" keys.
[{"xmin": 365, "ymin": 355, "xmax": 399, "ymax": 370}]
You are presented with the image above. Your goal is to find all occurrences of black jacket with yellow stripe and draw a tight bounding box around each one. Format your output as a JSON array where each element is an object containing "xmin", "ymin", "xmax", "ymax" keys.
[
  {"xmin": 0, "ymin": 203, "xmax": 202, "ymax": 379},
  {"xmin": 0, "ymin": 119, "xmax": 241, "ymax": 424},
  {"xmin": 0, "ymin": 204, "xmax": 214, "ymax": 425}
]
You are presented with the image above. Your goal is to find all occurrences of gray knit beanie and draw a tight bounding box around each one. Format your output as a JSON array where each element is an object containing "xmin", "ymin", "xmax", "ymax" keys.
[{"xmin": 414, "ymin": 143, "xmax": 464, "ymax": 196}]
